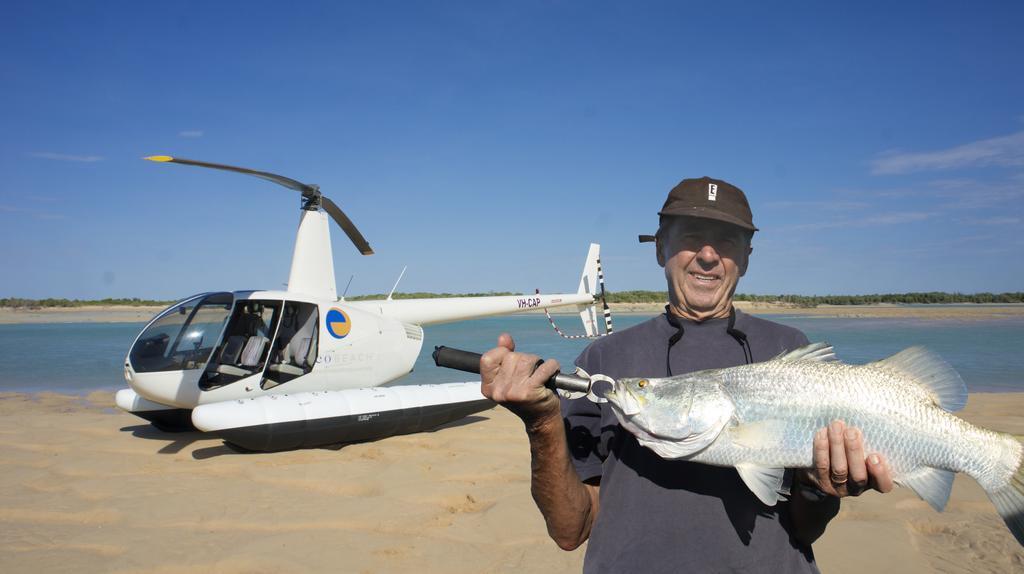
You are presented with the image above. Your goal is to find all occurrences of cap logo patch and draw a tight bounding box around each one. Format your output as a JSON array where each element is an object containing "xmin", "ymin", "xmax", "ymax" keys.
[{"xmin": 708, "ymin": 183, "xmax": 718, "ymax": 201}]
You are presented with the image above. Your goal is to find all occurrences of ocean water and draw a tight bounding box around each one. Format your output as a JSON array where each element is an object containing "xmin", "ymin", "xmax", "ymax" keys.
[{"xmin": 1, "ymin": 313, "xmax": 1022, "ymax": 394}]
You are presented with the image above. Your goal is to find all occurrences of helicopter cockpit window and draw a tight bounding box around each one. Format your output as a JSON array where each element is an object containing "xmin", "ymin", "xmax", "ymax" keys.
[
  {"xmin": 263, "ymin": 302, "xmax": 319, "ymax": 389},
  {"xmin": 129, "ymin": 293, "xmax": 233, "ymax": 373},
  {"xmin": 200, "ymin": 300, "xmax": 283, "ymax": 389}
]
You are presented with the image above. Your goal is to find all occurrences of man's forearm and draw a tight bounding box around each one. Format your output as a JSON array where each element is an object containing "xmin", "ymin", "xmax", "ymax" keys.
[{"xmin": 525, "ymin": 415, "xmax": 599, "ymax": 551}]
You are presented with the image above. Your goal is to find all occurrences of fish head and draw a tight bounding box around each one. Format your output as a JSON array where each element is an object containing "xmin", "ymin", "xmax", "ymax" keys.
[{"xmin": 609, "ymin": 374, "xmax": 734, "ymax": 444}]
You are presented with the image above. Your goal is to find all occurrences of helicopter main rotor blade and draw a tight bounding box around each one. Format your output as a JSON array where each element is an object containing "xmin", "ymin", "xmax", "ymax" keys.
[
  {"xmin": 322, "ymin": 195, "xmax": 374, "ymax": 255},
  {"xmin": 146, "ymin": 154, "xmax": 375, "ymax": 256},
  {"xmin": 145, "ymin": 155, "xmax": 316, "ymax": 196}
]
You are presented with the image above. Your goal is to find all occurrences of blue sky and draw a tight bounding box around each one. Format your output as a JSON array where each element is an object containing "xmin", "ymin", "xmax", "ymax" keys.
[{"xmin": 2, "ymin": 1, "xmax": 1022, "ymax": 299}]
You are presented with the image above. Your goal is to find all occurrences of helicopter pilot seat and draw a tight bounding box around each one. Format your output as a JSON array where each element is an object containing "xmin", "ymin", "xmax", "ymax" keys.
[
  {"xmin": 218, "ymin": 335, "xmax": 246, "ymax": 366},
  {"xmin": 214, "ymin": 308, "xmax": 271, "ymax": 377}
]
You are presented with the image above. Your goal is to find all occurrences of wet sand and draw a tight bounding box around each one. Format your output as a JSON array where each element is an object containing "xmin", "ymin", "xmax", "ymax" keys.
[{"xmin": 1, "ymin": 391, "xmax": 1022, "ymax": 573}]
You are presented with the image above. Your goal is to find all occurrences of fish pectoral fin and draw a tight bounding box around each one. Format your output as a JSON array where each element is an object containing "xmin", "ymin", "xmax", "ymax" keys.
[
  {"xmin": 896, "ymin": 466, "xmax": 956, "ymax": 512},
  {"xmin": 736, "ymin": 463, "xmax": 787, "ymax": 506},
  {"xmin": 730, "ymin": 419, "xmax": 788, "ymax": 449},
  {"xmin": 870, "ymin": 347, "xmax": 967, "ymax": 412}
]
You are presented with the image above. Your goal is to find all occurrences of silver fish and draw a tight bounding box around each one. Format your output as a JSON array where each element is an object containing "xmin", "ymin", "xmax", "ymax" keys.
[{"xmin": 605, "ymin": 342, "xmax": 1024, "ymax": 546}]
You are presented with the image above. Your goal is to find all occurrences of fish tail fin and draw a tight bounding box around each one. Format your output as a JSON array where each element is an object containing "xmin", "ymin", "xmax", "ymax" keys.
[{"xmin": 986, "ymin": 450, "xmax": 1024, "ymax": 547}]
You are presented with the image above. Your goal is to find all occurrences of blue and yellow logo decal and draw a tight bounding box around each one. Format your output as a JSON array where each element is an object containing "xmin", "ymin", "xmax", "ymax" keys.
[{"xmin": 325, "ymin": 308, "xmax": 352, "ymax": 339}]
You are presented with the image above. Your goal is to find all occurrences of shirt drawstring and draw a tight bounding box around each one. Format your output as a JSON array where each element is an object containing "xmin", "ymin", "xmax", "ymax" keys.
[{"xmin": 664, "ymin": 306, "xmax": 752, "ymax": 376}]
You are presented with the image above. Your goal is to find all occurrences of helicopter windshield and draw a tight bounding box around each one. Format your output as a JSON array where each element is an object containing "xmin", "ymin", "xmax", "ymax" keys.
[{"xmin": 129, "ymin": 292, "xmax": 233, "ymax": 373}]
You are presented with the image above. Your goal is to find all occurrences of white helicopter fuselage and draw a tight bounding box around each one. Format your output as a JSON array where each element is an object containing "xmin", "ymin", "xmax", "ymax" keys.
[
  {"xmin": 123, "ymin": 287, "xmax": 591, "ymax": 409},
  {"xmin": 117, "ymin": 157, "xmax": 607, "ymax": 448}
]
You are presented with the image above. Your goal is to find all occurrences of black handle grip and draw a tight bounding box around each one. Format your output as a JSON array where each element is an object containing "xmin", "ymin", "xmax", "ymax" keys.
[
  {"xmin": 432, "ymin": 345, "xmax": 594, "ymax": 396},
  {"xmin": 432, "ymin": 346, "xmax": 483, "ymax": 374}
]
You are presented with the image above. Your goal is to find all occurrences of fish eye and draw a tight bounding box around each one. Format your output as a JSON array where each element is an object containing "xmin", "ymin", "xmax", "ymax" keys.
[{"xmin": 637, "ymin": 379, "xmax": 648, "ymax": 388}]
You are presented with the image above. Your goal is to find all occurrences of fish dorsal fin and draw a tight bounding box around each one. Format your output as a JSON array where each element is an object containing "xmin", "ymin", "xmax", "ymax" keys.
[
  {"xmin": 736, "ymin": 463, "xmax": 788, "ymax": 506},
  {"xmin": 774, "ymin": 342, "xmax": 836, "ymax": 363},
  {"xmin": 896, "ymin": 466, "xmax": 956, "ymax": 512},
  {"xmin": 871, "ymin": 347, "xmax": 967, "ymax": 412}
]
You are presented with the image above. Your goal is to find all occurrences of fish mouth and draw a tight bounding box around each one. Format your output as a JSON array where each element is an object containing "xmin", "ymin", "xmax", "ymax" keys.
[{"xmin": 606, "ymin": 386, "xmax": 644, "ymax": 417}]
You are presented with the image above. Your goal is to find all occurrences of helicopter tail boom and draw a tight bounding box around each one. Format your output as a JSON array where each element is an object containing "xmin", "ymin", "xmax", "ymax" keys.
[
  {"xmin": 345, "ymin": 244, "xmax": 604, "ymax": 327},
  {"xmin": 344, "ymin": 291, "xmax": 594, "ymax": 326}
]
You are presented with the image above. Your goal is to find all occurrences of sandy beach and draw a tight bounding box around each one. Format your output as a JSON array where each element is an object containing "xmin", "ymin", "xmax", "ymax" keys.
[
  {"xmin": 2, "ymin": 303, "xmax": 1023, "ymax": 325},
  {"xmin": 0, "ymin": 306, "xmax": 169, "ymax": 324},
  {"xmin": 1, "ymin": 391, "xmax": 1022, "ymax": 573}
]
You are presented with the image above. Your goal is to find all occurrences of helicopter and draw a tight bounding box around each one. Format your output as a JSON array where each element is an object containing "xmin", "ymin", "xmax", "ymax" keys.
[{"xmin": 115, "ymin": 156, "xmax": 611, "ymax": 451}]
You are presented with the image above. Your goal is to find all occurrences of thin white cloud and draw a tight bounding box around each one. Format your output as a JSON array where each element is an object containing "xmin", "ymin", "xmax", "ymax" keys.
[
  {"xmin": 0, "ymin": 204, "xmax": 66, "ymax": 220},
  {"xmin": 764, "ymin": 200, "xmax": 870, "ymax": 211},
  {"xmin": 29, "ymin": 152, "xmax": 104, "ymax": 162},
  {"xmin": 871, "ymin": 233, "xmax": 998, "ymax": 256},
  {"xmin": 934, "ymin": 183, "xmax": 1024, "ymax": 211},
  {"xmin": 962, "ymin": 216, "xmax": 1021, "ymax": 226},
  {"xmin": 784, "ymin": 211, "xmax": 937, "ymax": 231},
  {"xmin": 871, "ymin": 130, "xmax": 1024, "ymax": 175},
  {"xmin": 178, "ymin": 130, "xmax": 204, "ymax": 138},
  {"xmin": 857, "ymin": 177, "xmax": 1024, "ymax": 211}
]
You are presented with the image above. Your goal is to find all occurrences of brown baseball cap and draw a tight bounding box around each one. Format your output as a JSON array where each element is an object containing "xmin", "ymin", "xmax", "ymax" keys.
[{"xmin": 639, "ymin": 176, "xmax": 757, "ymax": 243}]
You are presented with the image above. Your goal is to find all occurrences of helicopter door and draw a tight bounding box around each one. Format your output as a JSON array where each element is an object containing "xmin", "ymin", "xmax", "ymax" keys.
[
  {"xmin": 200, "ymin": 300, "xmax": 282, "ymax": 389},
  {"xmin": 263, "ymin": 302, "xmax": 319, "ymax": 388}
]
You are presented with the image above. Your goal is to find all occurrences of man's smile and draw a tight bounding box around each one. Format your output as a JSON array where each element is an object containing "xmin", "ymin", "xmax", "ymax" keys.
[{"xmin": 688, "ymin": 271, "xmax": 721, "ymax": 284}]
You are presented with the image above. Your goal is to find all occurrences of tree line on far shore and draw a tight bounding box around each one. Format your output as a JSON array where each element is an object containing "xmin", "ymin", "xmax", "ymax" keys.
[
  {"xmin": 602, "ymin": 288, "xmax": 1024, "ymax": 306},
  {"xmin": 0, "ymin": 297, "xmax": 177, "ymax": 308},
  {"xmin": 606, "ymin": 291, "xmax": 1024, "ymax": 306},
  {"xmin": 2, "ymin": 291, "xmax": 1022, "ymax": 309}
]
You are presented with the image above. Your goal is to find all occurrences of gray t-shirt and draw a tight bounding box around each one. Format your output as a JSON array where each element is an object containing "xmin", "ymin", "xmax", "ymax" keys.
[{"xmin": 564, "ymin": 309, "xmax": 820, "ymax": 573}]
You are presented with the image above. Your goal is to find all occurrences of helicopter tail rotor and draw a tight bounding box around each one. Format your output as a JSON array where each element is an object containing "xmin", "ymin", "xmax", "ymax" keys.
[{"xmin": 144, "ymin": 155, "xmax": 374, "ymax": 255}]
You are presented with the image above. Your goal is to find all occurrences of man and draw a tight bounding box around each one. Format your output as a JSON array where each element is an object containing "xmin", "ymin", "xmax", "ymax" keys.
[{"xmin": 480, "ymin": 177, "xmax": 893, "ymax": 572}]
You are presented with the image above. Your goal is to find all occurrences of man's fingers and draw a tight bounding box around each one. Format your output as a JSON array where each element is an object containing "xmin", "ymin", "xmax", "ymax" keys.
[
  {"xmin": 844, "ymin": 427, "xmax": 868, "ymax": 495},
  {"xmin": 828, "ymin": 420, "xmax": 849, "ymax": 487},
  {"xmin": 500, "ymin": 356, "xmax": 559, "ymax": 403},
  {"xmin": 480, "ymin": 346, "xmax": 510, "ymax": 378},
  {"xmin": 531, "ymin": 358, "xmax": 561, "ymax": 385},
  {"xmin": 812, "ymin": 427, "xmax": 832, "ymax": 491},
  {"xmin": 868, "ymin": 453, "xmax": 895, "ymax": 493},
  {"xmin": 497, "ymin": 333, "xmax": 515, "ymax": 352}
]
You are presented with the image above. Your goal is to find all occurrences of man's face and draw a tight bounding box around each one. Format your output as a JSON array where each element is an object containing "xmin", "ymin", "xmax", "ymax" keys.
[{"xmin": 657, "ymin": 216, "xmax": 752, "ymax": 320}]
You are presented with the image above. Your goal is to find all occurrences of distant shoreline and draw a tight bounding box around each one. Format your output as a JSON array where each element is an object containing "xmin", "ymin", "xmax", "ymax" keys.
[{"xmin": 1, "ymin": 302, "xmax": 1023, "ymax": 324}]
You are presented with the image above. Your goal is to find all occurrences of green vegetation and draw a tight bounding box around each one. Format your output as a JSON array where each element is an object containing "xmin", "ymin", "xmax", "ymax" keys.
[
  {"xmin": 602, "ymin": 291, "xmax": 1024, "ymax": 307},
  {"xmin": 0, "ymin": 297, "xmax": 177, "ymax": 309},
  {"xmin": 733, "ymin": 292, "xmax": 1024, "ymax": 307},
  {"xmin": 602, "ymin": 290, "xmax": 669, "ymax": 303},
  {"xmin": 3, "ymin": 292, "xmax": 1022, "ymax": 309},
  {"xmin": 348, "ymin": 291, "xmax": 520, "ymax": 300}
]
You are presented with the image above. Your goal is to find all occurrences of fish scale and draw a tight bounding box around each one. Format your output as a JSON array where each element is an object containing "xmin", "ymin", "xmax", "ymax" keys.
[{"xmin": 605, "ymin": 342, "xmax": 1024, "ymax": 546}]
